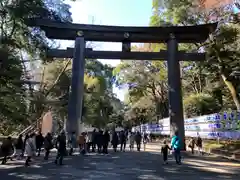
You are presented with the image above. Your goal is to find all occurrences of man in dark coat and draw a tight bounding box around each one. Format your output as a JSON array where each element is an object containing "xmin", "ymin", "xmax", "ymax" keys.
[
  {"xmin": 15, "ymin": 134, "xmax": 24, "ymax": 159},
  {"xmin": 135, "ymin": 131, "xmax": 142, "ymax": 151},
  {"xmin": 119, "ymin": 130, "xmax": 127, "ymax": 151},
  {"xmin": 55, "ymin": 131, "xmax": 66, "ymax": 165},
  {"xmin": 96, "ymin": 130, "xmax": 103, "ymax": 153},
  {"xmin": 35, "ymin": 131, "xmax": 44, "ymax": 156},
  {"xmin": 44, "ymin": 133, "xmax": 53, "ymax": 160},
  {"xmin": 102, "ymin": 130, "xmax": 110, "ymax": 154},
  {"xmin": 91, "ymin": 129, "xmax": 97, "ymax": 152},
  {"xmin": 111, "ymin": 131, "xmax": 119, "ymax": 152},
  {"xmin": 1, "ymin": 137, "xmax": 14, "ymax": 164}
]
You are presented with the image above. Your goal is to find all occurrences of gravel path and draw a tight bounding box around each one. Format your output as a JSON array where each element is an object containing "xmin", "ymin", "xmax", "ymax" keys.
[{"xmin": 0, "ymin": 146, "xmax": 239, "ymax": 180}]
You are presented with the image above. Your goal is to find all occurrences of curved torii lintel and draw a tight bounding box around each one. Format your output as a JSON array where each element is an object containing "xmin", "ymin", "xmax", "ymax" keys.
[{"xmin": 26, "ymin": 18, "xmax": 218, "ymax": 43}]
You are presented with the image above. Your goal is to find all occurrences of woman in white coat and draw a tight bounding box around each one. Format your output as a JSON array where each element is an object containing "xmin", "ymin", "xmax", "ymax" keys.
[{"xmin": 25, "ymin": 133, "xmax": 36, "ymax": 166}]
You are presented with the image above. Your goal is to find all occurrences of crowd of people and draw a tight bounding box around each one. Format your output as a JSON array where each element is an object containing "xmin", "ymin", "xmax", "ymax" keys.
[
  {"xmin": 0, "ymin": 129, "xmax": 189, "ymax": 167},
  {"xmin": 0, "ymin": 131, "xmax": 67, "ymax": 166},
  {"xmin": 70, "ymin": 130, "xmax": 147, "ymax": 154},
  {"xmin": 0, "ymin": 129, "xmax": 150, "ymax": 167}
]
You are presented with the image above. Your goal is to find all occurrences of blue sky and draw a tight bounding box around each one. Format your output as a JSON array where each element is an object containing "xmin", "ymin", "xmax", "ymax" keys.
[{"xmin": 62, "ymin": 0, "xmax": 153, "ymax": 101}]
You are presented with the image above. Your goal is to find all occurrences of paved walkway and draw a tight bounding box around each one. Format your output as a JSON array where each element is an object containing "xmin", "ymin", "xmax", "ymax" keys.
[{"xmin": 0, "ymin": 146, "xmax": 239, "ymax": 180}]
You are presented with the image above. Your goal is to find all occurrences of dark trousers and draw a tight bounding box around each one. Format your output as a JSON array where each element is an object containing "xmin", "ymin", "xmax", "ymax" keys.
[
  {"xmin": 69, "ymin": 148, "xmax": 73, "ymax": 156},
  {"xmin": 136, "ymin": 143, "xmax": 141, "ymax": 151},
  {"xmin": 102, "ymin": 144, "xmax": 108, "ymax": 154},
  {"xmin": 112, "ymin": 144, "xmax": 117, "ymax": 152},
  {"xmin": 25, "ymin": 156, "xmax": 31, "ymax": 166},
  {"xmin": 85, "ymin": 142, "xmax": 90, "ymax": 152},
  {"xmin": 44, "ymin": 149, "xmax": 50, "ymax": 160},
  {"xmin": 120, "ymin": 142, "xmax": 126, "ymax": 151},
  {"xmin": 191, "ymin": 147, "xmax": 194, "ymax": 154},
  {"xmin": 1, "ymin": 156, "xmax": 7, "ymax": 164},
  {"xmin": 97, "ymin": 144, "xmax": 102, "ymax": 153},
  {"xmin": 36, "ymin": 146, "xmax": 42, "ymax": 156},
  {"xmin": 21, "ymin": 147, "xmax": 25, "ymax": 157},
  {"xmin": 163, "ymin": 153, "xmax": 168, "ymax": 162},
  {"xmin": 91, "ymin": 142, "xmax": 96, "ymax": 152},
  {"xmin": 174, "ymin": 148, "xmax": 181, "ymax": 164},
  {"xmin": 55, "ymin": 150, "xmax": 64, "ymax": 165}
]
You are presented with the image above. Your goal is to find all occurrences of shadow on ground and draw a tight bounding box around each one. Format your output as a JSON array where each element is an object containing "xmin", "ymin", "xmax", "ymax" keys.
[{"xmin": 0, "ymin": 150, "xmax": 239, "ymax": 180}]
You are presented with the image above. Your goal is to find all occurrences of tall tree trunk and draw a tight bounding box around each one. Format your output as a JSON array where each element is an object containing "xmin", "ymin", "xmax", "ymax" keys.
[
  {"xmin": 155, "ymin": 101, "xmax": 162, "ymax": 119},
  {"xmin": 221, "ymin": 74, "xmax": 240, "ymax": 110}
]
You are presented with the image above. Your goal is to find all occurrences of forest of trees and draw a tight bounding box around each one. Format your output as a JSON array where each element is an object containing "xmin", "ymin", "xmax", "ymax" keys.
[
  {"xmin": 114, "ymin": 0, "xmax": 240, "ymax": 126},
  {"xmin": 0, "ymin": 0, "xmax": 124, "ymax": 135},
  {"xmin": 0, "ymin": 0, "xmax": 239, "ymax": 135}
]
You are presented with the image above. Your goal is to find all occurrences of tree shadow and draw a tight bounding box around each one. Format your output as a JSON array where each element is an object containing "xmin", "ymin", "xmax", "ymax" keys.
[{"xmin": 0, "ymin": 150, "xmax": 239, "ymax": 180}]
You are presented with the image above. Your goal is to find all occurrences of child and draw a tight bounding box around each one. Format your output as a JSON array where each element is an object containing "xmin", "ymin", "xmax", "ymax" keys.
[{"xmin": 161, "ymin": 140, "xmax": 171, "ymax": 164}]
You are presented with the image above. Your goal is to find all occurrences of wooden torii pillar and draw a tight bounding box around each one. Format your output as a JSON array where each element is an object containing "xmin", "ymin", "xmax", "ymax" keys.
[{"xmin": 27, "ymin": 18, "xmax": 217, "ymax": 147}]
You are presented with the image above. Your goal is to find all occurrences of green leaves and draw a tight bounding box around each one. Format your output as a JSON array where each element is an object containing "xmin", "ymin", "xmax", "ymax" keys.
[
  {"xmin": 184, "ymin": 93, "xmax": 221, "ymax": 117},
  {"xmin": 0, "ymin": 0, "xmax": 73, "ymax": 134},
  {"xmin": 113, "ymin": 47, "xmax": 169, "ymax": 124}
]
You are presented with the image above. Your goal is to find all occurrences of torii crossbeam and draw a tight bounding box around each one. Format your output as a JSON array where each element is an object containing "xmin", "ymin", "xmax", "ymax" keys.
[{"xmin": 27, "ymin": 18, "xmax": 217, "ymax": 148}]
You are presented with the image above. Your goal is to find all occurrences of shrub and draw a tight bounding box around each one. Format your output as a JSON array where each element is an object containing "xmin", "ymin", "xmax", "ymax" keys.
[{"xmin": 183, "ymin": 93, "xmax": 221, "ymax": 118}]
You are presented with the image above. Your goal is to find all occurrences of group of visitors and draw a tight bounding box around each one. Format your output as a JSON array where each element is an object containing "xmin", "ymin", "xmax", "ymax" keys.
[
  {"xmin": 160, "ymin": 132, "xmax": 203, "ymax": 165},
  {"xmin": 188, "ymin": 136, "xmax": 203, "ymax": 155},
  {"xmin": 0, "ymin": 129, "xmax": 148, "ymax": 167},
  {"xmin": 0, "ymin": 130, "xmax": 66, "ymax": 166},
  {"xmin": 160, "ymin": 131, "xmax": 183, "ymax": 165},
  {"xmin": 1, "ymin": 129, "xmax": 195, "ymax": 167},
  {"xmin": 68, "ymin": 129, "xmax": 147, "ymax": 155}
]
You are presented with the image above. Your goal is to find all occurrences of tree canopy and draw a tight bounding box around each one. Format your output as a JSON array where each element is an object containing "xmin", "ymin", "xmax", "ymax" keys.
[
  {"xmin": 114, "ymin": 0, "xmax": 240, "ymax": 126},
  {"xmin": 0, "ymin": 0, "xmax": 73, "ymax": 135},
  {"xmin": 1, "ymin": 0, "xmax": 240, "ymax": 134},
  {"xmin": 0, "ymin": 0, "xmax": 124, "ymax": 135}
]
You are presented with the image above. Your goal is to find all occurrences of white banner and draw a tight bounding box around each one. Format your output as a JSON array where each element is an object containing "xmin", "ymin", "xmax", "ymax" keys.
[{"xmin": 132, "ymin": 111, "xmax": 240, "ymax": 139}]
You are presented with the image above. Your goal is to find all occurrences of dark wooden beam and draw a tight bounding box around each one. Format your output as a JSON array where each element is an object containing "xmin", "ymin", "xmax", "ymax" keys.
[
  {"xmin": 26, "ymin": 18, "xmax": 218, "ymax": 43},
  {"xmin": 48, "ymin": 47, "xmax": 92, "ymax": 58},
  {"xmin": 13, "ymin": 80, "xmax": 41, "ymax": 85},
  {"xmin": 47, "ymin": 49, "xmax": 206, "ymax": 61}
]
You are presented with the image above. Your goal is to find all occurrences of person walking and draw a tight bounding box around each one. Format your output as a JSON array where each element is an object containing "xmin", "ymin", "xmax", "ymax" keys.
[
  {"xmin": 102, "ymin": 130, "xmax": 110, "ymax": 154},
  {"xmin": 44, "ymin": 133, "xmax": 53, "ymax": 160},
  {"xmin": 119, "ymin": 130, "xmax": 127, "ymax": 152},
  {"xmin": 143, "ymin": 133, "xmax": 149, "ymax": 151},
  {"xmin": 97, "ymin": 130, "xmax": 103, "ymax": 153},
  {"xmin": 78, "ymin": 132, "xmax": 86, "ymax": 155},
  {"xmin": 171, "ymin": 131, "xmax": 182, "ymax": 165},
  {"xmin": 1, "ymin": 136, "xmax": 14, "ymax": 164},
  {"xmin": 15, "ymin": 134, "xmax": 24, "ymax": 159},
  {"xmin": 25, "ymin": 133, "xmax": 36, "ymax": 166},
  {"xmin": 85, "ymin": 132, "xmax": 92, "ymax": 153},
  {"xmin": 22, "ymin": 134, "xmax": 29, "ymax": 157},
  {"xmin": 55, "ymin": 131, "xmax": 67, "ymax": 165},
  {"xmin": 129, "ymin": 132, "xmax": 135, "ymax": 151},
  {"xmin": 135, "ymin": 131, "xmax": 142, "ymax": 151},
  {"xmin": 188, "ymin": 137, "xmax": 195, "ymax": 154},
  {"xmin": 196, "ymin": 135, "xmax": 203, "ymax": 155},
  {"xmin": 111, "ymin": 130, "xmax": 119, "ymax": 152},
  {"xmin": 68, "ymin": 131, "xmax": 77, "ymax": 156},
  {"xmin": 161, "ymin": 140, "xmax": 171, "ymax": 164},
  {"xmin": 91, "ymin": 129, "xmax": 97, "ymax": 152},
  {"xmin": 35, "ymin": 131, "xmax": 44, "ymax": 156}
]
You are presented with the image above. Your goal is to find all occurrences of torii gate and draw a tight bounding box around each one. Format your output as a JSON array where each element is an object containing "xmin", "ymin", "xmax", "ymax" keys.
[{"xmin": 27, "ymin": 18, "xmax": 217, "ymax": 146}]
